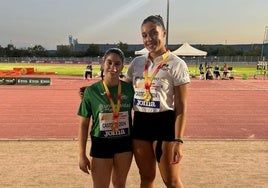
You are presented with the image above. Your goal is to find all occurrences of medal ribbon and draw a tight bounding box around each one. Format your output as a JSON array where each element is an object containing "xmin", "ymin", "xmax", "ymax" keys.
[
  {"xmin": 103, "ymin": 81, "xmax": 122, "ymax": 131},
  {"xmin": 144, "ymin": 51, "xmax": 170, "ymax": 91}
]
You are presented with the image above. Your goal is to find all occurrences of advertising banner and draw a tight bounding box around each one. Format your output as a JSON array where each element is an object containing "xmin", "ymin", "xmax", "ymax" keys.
[{"xmin": 0, "ymin": 77, "xmax": 51, "ymax": 86}]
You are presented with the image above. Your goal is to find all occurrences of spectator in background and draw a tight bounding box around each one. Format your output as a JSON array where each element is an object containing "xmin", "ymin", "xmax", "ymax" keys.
[
  {"xmin": 98, "ymin": 61, "xmax": 104, "ymax": 80},
  {"xmin": 223, "ymin": 63, "xmax": 229, "ymax": 79},
  {"xmin": 213, "ymin": 65, "xmax": 221, "ymax": 79},
  {"xmin": 205, "ymin": 65, "xmax": 214, "ymax": 80},
  {"xmin": 84, "ymin": 64, "xmax": 93, "ymax": 80},
  {"xmin": 199, "ymin": 63, "xmax": 205, "ymax": 79}
]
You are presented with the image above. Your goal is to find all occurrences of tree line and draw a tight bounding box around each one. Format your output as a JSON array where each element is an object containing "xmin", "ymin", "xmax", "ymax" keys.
[{"xmin": 0, "ymin": 42, "xmax": 262, "ymax": 58}]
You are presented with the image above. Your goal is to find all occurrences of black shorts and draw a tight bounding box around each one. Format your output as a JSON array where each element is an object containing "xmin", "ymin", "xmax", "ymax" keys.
[
  {"xmin": 132, "ymin": 110, "xmax": 175, "ymax": 141},
  {"xmin": 90, "ymin": 136, "xmax": 132, "ymax": 158}
]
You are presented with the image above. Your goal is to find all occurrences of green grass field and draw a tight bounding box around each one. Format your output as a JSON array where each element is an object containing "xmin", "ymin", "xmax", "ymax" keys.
[
  {"xmin": 0, "ymin": 63, "xmax": 103, "ymax": 76},
  {"xmin": 0, "ymin": 62, "xmax": 260, "ymax": 77}
]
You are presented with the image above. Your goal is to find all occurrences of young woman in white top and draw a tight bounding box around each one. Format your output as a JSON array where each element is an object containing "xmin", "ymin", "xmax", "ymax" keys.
[{"xmin": 125, "ymin": 15, "xmax": 190, "ymax": 188}]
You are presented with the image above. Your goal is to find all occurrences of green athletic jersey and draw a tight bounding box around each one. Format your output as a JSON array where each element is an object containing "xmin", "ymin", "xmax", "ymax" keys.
[{"xmin": 77, "ymin": 80, "xmax": 134, "ymax": 139}]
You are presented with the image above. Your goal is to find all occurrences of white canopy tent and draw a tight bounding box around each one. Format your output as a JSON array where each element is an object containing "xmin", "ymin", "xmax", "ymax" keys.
[
  {"xmin": 135, "ymin": 43, "xmax": 207, "ymax": 56},
  {"xmin": 134, "ymin": 48, "xmax": 148, "ymax": 55},
  {"xmin": 172, "ymin": 42, "xmax": 207, "ymax": 56}
]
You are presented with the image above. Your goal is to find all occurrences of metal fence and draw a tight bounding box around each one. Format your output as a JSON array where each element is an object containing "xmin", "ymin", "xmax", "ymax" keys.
[
  {"xmin": 0, "ymin": 56, "xmax": 263, "ymax": 65},
  {"xmin": 181, "ymin": 56, "xmax": 262, "ymax": 66}
]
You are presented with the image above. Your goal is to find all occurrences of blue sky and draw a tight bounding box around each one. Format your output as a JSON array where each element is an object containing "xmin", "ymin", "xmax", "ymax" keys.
[{"xmin": 0, "ymin": 0, "xmax": 267, "ymax": 50}]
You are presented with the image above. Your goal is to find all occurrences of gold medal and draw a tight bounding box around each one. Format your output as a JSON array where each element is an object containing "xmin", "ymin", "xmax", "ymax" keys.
[
  {"xmin": 143, "ymin": 51, "xmax": 170, "ymax": 102},
  {"xmin": 111, "ymin": 121, "xmax": 119, "ymax": 131},
  {"xmin": 102, "ymin": 81, "xmax": 121, "ymax": 132},
  {"xmin": 143, "ymin": 90, "xmax": 152, "ymax": 102}
]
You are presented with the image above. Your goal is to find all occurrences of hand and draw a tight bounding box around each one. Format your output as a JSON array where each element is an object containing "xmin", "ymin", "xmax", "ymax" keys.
[
  {"xmin": 79, "ymin": 155, "xmax": 91, "ymax": 174},
  {"xmin": 79, "ymin": 87, "xmax": 86, "ymax": 99},
  {"xmin": 170, "ymin": 142, "xmax": 183, "ymax": 164},
  {"xmin": 79, "ymin": 91, "xmax": 84, "ymax": 99}
]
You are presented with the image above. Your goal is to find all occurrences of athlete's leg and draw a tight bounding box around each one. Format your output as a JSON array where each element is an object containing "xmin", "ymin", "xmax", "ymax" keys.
[
  {"xmin": 111, "ymin": 151, "xmax": 133, "ymax": 188},
  {"xmin": 91, "ymin": 157, "xmax": 113, "ymax": 188},
  {"xmin": 133, "ymin": 139, "xmax": 156, "ymax": 188},
  {"xmin": 157, "ymin": 141, "xmax": 183, "ymax": 188}
]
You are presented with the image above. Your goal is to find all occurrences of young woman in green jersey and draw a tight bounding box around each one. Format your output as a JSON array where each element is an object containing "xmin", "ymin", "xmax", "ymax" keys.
[{"xmin": 78, "ymin": 48, "xmax": 134, "ymax": 188}]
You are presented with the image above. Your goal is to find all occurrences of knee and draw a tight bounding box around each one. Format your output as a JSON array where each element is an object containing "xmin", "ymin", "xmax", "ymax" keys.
[
  {"xmin": 112, "ymin": 180, "xmax": 126, "ymax": 188},
  {"xmin": 140, "ymin": 171, "xmax": 156, "ymax": 184},
  {"xmin": 112, "ymin": 173, "xmax": 127, "ymax": 188},
  {"xmin": 163, "ymin": 177, "xmax": 183, "ymax": 188}
]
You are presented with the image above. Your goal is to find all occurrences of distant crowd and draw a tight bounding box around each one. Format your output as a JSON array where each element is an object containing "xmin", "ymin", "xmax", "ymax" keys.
[{"xmin": 198, "ymin": 63, "xmax": 234, "ymax": 80}]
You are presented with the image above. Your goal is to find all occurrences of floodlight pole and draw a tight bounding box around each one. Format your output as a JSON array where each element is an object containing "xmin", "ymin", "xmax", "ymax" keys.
[
  {"xmin": 261, "ymin": 26, "xmax": 268, "ymax": 61},
  {"xmin": 166, "ymin": 0, "xmax": 169, "ymax": 48}
]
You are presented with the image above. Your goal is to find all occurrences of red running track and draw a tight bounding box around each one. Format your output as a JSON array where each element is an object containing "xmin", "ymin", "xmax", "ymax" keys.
[{"xmin": 0, "ymin": 75, "xmax": 267, "ymax": 140}]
